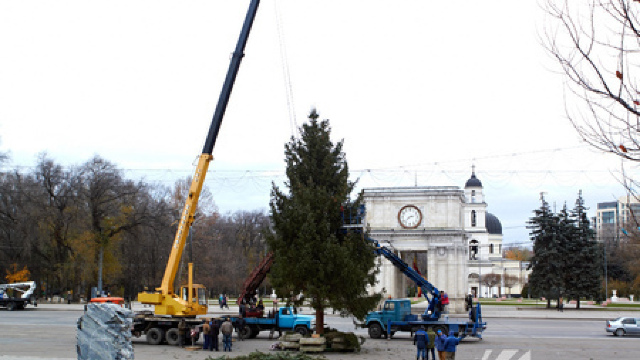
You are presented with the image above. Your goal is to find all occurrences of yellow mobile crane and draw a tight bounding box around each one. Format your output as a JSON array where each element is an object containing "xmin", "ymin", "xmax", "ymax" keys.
[{"xmin": 133, "ymin": 0, "xmax": 261, "ymax": 345}]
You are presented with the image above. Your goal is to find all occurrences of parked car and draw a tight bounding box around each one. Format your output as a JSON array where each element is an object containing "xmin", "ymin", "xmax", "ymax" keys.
[{"xmin": 606, "ymin": 317, "xmax": 640, "ymax": 336}]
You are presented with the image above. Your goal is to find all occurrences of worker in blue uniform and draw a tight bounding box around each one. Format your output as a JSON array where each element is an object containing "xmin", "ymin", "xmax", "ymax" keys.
[{"xmin": 413, "ymin": 325, "xmax": 429, "ymax": 360}]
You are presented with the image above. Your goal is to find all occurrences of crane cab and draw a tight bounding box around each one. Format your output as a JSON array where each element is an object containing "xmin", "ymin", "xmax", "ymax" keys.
[
  {"xmin": 138, "ymin": 263, "xmax": 208, "ymax": 317},
  {"xmin": 180, "ymin": 284, "xmax": 207, "ymax": 307}
]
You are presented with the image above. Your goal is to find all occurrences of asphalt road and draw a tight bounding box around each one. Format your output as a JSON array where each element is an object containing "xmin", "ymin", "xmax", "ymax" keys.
[{"xmin": 0, "ymin": 305, "xmax": 638, "ymax": 360}]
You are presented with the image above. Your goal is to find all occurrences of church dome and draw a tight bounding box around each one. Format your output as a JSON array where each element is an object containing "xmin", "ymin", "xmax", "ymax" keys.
[
  {"xmin": 465, "ymin": 172, "xmax": 482, "ymax": 188},
  {"xmin": 486, "ymin": 213, "xmax": 502, "ymax": 235}
]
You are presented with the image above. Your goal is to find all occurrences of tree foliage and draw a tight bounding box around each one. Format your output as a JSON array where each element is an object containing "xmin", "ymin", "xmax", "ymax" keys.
[
  {"xmin": 0, "ymin": 152, "xmax": 269, "ymax": 301},
  {"xmin": 566, "ymin": 191, "xmax": 602, "ymax": 307},
  {"xmin": 527, "ymin": 192, "xmax": 602, "ymax": 307},
  {"xmin": 544, "ymin": 0, "xmax": 640, "ymax": 301},
  {"xmin": 503, "ymin": 247, "xmax": 533, "ymax": 261},
  {"xmin": 266, "ymin": 110, "xmax": 380, "ymax": 333},
  {"xmin": 5, "ymin": 263, "xmax": 30, "ymax": 283}
]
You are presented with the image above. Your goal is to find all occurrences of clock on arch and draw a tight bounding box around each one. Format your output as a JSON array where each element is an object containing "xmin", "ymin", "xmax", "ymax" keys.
[{"xmin": 398, "ymin": 205, "xmax": 422, "ymax": 229}]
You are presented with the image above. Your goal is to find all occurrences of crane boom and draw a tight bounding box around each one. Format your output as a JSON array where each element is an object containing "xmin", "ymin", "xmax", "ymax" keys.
[
  {"xmin": 161, "ymin": 0, "xmax": 260, "ymax": 296},
  {"xmin": 139, "ymin": 0, "xmax": 261, "ymax": 317}
]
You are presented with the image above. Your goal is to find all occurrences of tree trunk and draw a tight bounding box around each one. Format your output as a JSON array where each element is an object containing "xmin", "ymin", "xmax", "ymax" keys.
[
  {"xmin": 546, "ymin": 298, "xmax": 551, "ymax": 309},
  {"xmin": 316, "ymin": 305, "xmax": 325, "ymax": 335},
  {"xmin": 576, "ymin": 297, "xmax": 581, "ymax": 309}
]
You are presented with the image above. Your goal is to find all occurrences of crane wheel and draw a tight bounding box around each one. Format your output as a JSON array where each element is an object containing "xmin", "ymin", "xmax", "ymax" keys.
[
  {"xmin": 165, "ymin": 328, "xmax": 180, "ymax": 346},
  {"xmin": 146, "ymin": 327, "xmax": 164, "ymax": 345}
]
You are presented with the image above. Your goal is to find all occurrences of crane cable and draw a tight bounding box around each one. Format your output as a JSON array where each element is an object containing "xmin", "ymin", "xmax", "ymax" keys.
[{"xmin": 274, "ymin": 0, "xmax": 298, "ymax": 138}]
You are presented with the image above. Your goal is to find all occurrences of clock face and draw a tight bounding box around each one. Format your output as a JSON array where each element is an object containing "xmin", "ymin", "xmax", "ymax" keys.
[{"xmin": 398, "ymin": 205, "xmax": 422, "ymax": 229}]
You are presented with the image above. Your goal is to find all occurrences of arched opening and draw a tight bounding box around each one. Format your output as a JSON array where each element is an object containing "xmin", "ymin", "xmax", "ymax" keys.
[{"xmin": 469, "ymin": 240, "xmax": 479, "ymax": 260}]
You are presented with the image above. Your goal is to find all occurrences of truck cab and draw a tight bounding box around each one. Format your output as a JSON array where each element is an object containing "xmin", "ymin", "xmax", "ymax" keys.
[
  {"xmin": 238, "ymin": 306, "xmax": 315, "ymax": 338},
  {"xmin": 362, "ymin": 298, "xmax": 486, "ymax": 340},
  {"xmin": 364, "ymin": 299, "xmax": 416, "ymax": 338},
  {"xmin": 275, "ymin": 307, "xmax": 314, "ymax": 332}
]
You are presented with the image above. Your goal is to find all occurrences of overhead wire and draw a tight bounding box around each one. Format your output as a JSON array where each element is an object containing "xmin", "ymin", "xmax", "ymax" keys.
[
  {"xmin": 274, "ymin": 0, "xmax": 298, "ymax": 138},
  {"xmin": 3, "ymin": 146, "xmax": 630, "ymax": 194}
]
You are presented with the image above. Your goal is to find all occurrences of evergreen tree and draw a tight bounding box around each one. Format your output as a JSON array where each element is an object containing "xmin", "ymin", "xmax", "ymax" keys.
[
  {"xmin": 557, "ymin": 203, "xmax": 574, "ymax": 307},
  {"xmin": 528, "ymin": 192, "xmax": 603, "ymax": 309},
  {"xmin": 567, "ymin": 190, "xmax": 602, "ymax": 308},
  {"xmin": 266, "ymin": 110, "xmax": 380, "ymax": 334},
  {"xmin": 527, "ymin": 195, "xmax": 564, "ymax": 308}
]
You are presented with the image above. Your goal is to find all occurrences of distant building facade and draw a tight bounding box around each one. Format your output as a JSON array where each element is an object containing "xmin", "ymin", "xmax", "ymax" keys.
[
  {"xmin": 363, "ymin": 169, "xmax": 529, "ymax": 313},
  {"xmin": 595, "ymin": 195, "xmax": 640, "ymax": 245}
]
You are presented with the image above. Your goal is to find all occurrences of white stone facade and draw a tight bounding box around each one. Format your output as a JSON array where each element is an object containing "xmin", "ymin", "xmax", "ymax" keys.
[
  {"xmin": 363, "ymin": 186, "xmax": 469, "ymax": 313},
  {"xmin": 362, "ymin": 169, "xmax": 528, "ymax": 313}
]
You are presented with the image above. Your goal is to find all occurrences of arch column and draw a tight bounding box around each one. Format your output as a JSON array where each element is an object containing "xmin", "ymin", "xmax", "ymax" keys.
[{"xmin": 427, "ymin": 236, "xmax": 469, "ymax": 314}]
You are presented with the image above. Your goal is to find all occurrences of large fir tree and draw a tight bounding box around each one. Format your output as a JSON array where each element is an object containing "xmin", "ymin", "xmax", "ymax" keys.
[
  {"xmin": 528, "ymin": 192, "xmax": 603, "ymax": 308},
  {"xmin": 556, "ymin": 203, "xmax": 574, "ymax": 307},
  {"xmin": 567, "ymin": 191, "xmax": 602, "ymax": 308},
  {"xmin": 527, "ymin": 195, "xmax": 565, "ymax": 308},
  {"xmin": 266, "ymin": 110, "xmax": 380, "ymax": 334}
]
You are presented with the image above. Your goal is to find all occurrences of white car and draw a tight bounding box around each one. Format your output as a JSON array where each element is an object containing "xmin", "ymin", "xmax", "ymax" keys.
[{"xmin": 606, "ymin": 317, "xmax": 640, "ymax": 336}]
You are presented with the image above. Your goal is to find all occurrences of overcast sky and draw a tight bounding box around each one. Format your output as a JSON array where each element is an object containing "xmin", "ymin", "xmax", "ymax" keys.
[{"xmin": 0, "ymin": 1, "xmax": 634, "ymax": 245}]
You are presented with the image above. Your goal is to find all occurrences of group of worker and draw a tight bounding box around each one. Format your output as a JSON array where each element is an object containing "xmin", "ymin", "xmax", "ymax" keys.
[
  {"xmin": 413, "ymin": 326, "xmax": 460, "ymax": 360},
  {"xmin": 177, "ymin": 317, "xmax": 235, "ymax": 351},
  {"xmin": 239, "ymin": 296, "xmax": 265, "ymax": 317}
]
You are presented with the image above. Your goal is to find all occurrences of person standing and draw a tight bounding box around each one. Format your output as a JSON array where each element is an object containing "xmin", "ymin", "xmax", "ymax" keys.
[
  {"xmin": 178, "ymin": 319, "xmax": 187, "ymax": 348},
  {"xmin": 219, "ymin": 294, "xmax": 224, "ymax": 309},
  {"xmin": 239, "ymin": 300, "xmax": 246, "ymax": 317},
  {"xmin": 465, "ymin": 294, "xmax": 473, "ymax": 312},
  {"xmin": 202, "ymin": 320, "xmax": 211, "ymax": 350},
  {"xmin": 443, "ymin": 331, "xmax": 460, "ymax": 360},
  {"xmin": 434, "ymin": 329, "xmax": 447, "ymax": 360},
  {"xmin": 426, "ymin": 327, "xmax": 436, "ymax": 360},
  {"xmin": 440, "ymin": 291, "xmax": 449, "ymax": 314},
  {"xmin": 236, "ymin": 315, "xmax": 246, "ymax": 341},
  {"xmin": 221, "ymin": 317, "xmax": 234, "ymax": 352},
  {"xmin": 210, "ymin": 319, "xmax": 220, "ymax": 351},
  {"xmin": 413, "ymin": 326, "xmax": 428, "ymax": 360}
]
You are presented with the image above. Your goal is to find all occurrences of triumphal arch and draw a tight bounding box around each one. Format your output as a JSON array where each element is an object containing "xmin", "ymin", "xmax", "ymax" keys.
[{"xmin": 363, "ymin": 186, "xmax": 474, "ymax": 313}]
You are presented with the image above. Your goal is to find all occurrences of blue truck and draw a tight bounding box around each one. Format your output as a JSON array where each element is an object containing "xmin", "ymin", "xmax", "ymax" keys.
[
  {"xmin": 363, "ymin": 298, "xmax": 485, "ymax": 339},
  {"xmin": 360, "ymin": 240, "xmax": 486, "ymax": 340},
  {"xmin": 231, "ymin": 306, "xmax": 315, "ymax": 338}
]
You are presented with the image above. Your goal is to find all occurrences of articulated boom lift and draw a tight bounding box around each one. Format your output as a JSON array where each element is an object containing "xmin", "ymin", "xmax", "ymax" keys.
[
  {"xmin": 369, "ymin": 240, "xmax": 442, "ymax": 321},
  {"xmin": 137, "ymin": 0, "xmax": 261, "ymax": 318},
  {"xmin": 237, "ymin": 252, "xmax": 274, "ymax": 306}
]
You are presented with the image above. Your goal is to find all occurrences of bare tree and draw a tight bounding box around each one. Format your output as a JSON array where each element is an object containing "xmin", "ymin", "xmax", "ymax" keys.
[
  {"xmin": 79, "ymin": 156, "xmax": 149, "ymax": 296},
  {"xmin": 481, "ymin": 273, "xmax": 502, "ymax": 297},
  {"xmin": 31, "ymin": 154, "xmax": 81, "ymax": 295},
  {"xmin": 194, "ymin": 210, "xmax": 270, "ymax": 297},
  {"xmin": 544, "ymin": 1, "xmax": 640, "ymax": 297},
  {"xmin": 503, "ymin": 274, "xmax": 520, "ymax": 296},
  {"xmin": 0, "ymin": 171, "xmax": 37, "ymax": 281},
  {"xmin": 543, "ymin": 0, "xmax": 640, "ymax": 160}
]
